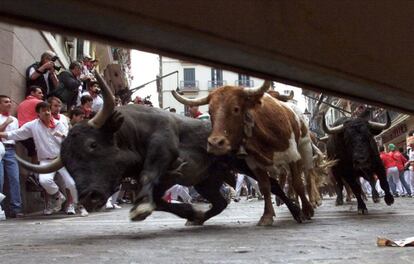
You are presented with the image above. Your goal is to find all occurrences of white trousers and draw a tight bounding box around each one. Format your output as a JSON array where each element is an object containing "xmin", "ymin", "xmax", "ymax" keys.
[
  {"xmin": 360, "ymin": 177, "xmax": 372, "ymax": 195},
  {"xmin": 387, "ymin": 166, "xmax": 403, "ymax": 195},
  {"xmin": 235, "ymin": 174, "xmax": 245, "ymax": 197},
  {"xmin": 38, "ymin": 160, "xmax": 78, "ymax": 203},
  {"xmin": 168, "ymin": 185, "xmax": 192, "ymax": 203}
]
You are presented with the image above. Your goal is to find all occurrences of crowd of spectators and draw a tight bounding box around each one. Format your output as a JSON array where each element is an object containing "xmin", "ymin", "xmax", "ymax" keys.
[{"xmin": 0, "ymin": 50, "xmax": 107, "ymax": 219}]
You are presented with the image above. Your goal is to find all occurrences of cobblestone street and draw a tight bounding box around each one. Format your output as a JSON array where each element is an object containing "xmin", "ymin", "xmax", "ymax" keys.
[{"xmin": 1, "ymin": 196, "xmax": 414, "ymax": 264}]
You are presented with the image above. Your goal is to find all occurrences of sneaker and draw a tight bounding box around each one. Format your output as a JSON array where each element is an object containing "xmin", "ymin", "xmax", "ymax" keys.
[
  {"xmin": 105, "ymin": 201, "xmax": 114, "ymax": 209},
  {"xmin": 78, "ymin": 206, "xmax": 89, "ymax": 217},
  {"xmin": 0, "ymin": 206, "xmax": 5, "ymax": 221},
  {"xmin": 66, "ymin": 203, "xmax": 76, "ymax": 215},
  {"xmin": 43, "ymin": 208, "xmax": 53, "ymax": 215},
  {"xmin": 52, "ymin": 192, "xmax": 66, "ymax": 212},
  {"xmin": 113, "ymin": 204, "xmax": 122, "ymax": 209}
]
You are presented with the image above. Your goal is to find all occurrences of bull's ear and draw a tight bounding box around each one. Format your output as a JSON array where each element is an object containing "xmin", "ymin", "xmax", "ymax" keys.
[{"xmin": 102, "ymin": 111, "xmax": 124, "ymax": 133}]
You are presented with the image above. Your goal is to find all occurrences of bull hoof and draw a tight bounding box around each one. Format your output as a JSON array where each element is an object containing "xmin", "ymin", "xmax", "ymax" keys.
[
  {"xmin": 372, "ymin": 196, "xmax": 381, "ymax": 203},
  {"xmin": 275, "ymin": 197, "xmax": 283, "ymax": 206},
  {"xmin": 289, "ymin": 204, "xmax": 303, "ymax": 223},
  {"xmin": 316, "ymin": 199, "xmax": 323, "ymax": 207},
  {"xmin": 384, "ymin": 194, "xmax": 394, "ymax": 205},
  {"xmin": 129, "ymin": 202, "xmax": 155, "ymax": 221},
  {"xmin": 335, "ymin": 199, "xmax": 344, "ymax": 206},
  {"xmin": 185, "ymin": 211, "xmax": 205, "ymax": 226},
  {"xmin": 302, "ymin": 204, "xmax": 314, "ymax": 220},
  {"xmin": 358, "ymin": 208, "xmax": 368, "ymax": 215},
  {"xmin": 257, "ymin": 216, "xmax": 274, "ymax": 226}
]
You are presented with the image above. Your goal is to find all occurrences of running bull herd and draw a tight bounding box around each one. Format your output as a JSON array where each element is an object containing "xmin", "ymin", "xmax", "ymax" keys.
[{"xmin": 19, "ymin": 71, "xmax": 393, "ymax": 226}]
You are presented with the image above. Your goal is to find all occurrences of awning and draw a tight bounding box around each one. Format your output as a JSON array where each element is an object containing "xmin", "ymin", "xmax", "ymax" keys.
[{"xmin": 1, "ymin": 1, "xmax": 413, "ymax": 112}]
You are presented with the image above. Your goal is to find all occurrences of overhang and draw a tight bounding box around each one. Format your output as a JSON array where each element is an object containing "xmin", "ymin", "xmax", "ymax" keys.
[{"xmin": 1, "ymin": 1, "xmax": 413, "ymax": 112}]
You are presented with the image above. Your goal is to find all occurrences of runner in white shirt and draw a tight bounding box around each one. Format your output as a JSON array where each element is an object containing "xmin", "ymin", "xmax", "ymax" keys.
[
  {"xmin": 48, "ymin": 96, "xmax": 70, "ymax": 134},
  {"xmin": 81, "ymin": 81, "xmax": 103, "ymax": 113},
  {"xmin": 0, "ymin": 102, "xmax": 77, "ymax": 215}
]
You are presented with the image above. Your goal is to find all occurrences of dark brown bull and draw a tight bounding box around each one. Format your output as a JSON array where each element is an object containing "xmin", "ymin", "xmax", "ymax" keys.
[{"xmin": 172, "ymin": 82, "xmax": 315, "ymax": 225}]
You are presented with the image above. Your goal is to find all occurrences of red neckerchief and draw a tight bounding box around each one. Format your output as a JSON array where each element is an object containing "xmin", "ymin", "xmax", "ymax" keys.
[
  {"xmin": 83, "ymin": 106, "xmax": 92, "ymax": 118},
  {"xmin": 2, "ymin": 112, "xmax": 9, "ymax": 116},
  {"xmin": 41, "ymin": 118, "xmax": 56, "ymax": 129},
  {"xmin": 52, "ymin": 113, "xmax": 60, "ymax": 120}
]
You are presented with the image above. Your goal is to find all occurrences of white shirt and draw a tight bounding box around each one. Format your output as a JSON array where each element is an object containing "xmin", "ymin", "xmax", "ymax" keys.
[
  {"xmin": 408, "ymin": 148, "xmax": 414, "ymax": 162},
  {"xmin": 81, "ymin": 91, "xmax": 103, "ymax": 112},
  {"xmin": 6, "ymin": 118, "xmax": 67, "ymax": 160},
  {"xmin": 54, "ymin": 114, "xmax": 70, "ymax": 135},
  {"xmin": 0, "ymin": 114, "xmax": 18, "ymax": 145}
]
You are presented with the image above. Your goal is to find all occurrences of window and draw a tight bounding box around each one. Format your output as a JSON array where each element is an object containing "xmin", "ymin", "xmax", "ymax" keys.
[
  {"xmin": 211, "ymin": 68, "xmax": 223, "ymax": 82},
  {"xmin": 76, "ymin": 39, "xmax": 84, "ymax": 61},
  {"xmin": 183, "ymin": 68, "xmax": 196, "ymax": 87},
  {"xmin": 210, "ymin": 68, "xmax": 224, "ymax": 88},
  {"xmin": 237, "ymin": 74, "xmax": 252, "ymax": 87}
]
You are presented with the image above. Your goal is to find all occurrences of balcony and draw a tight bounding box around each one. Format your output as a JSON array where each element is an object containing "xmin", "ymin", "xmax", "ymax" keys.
[
  {"xmin": 235, "ymin": 79, "xmax": 254, "ymax": 87},
  {"xmin": 374, "ymin": 109, "xmax": 401, "ymax": 123},
  {"xmin": 180, "ymin": 80, "xmax": 199, "ymax": 92},
  {"xmin": 208, "ymin": 80, "xmax": 227, "ymax": 90}
]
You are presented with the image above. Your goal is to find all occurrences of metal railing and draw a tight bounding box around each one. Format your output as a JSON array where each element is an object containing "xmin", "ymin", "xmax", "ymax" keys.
[
  {"xmin": 180, "ymin": 80, "xmax": 199, "ymax": 91},
  {"xmin": 374, "ymin": 110, "xmax": 401, "ymax": 123},
  {"xmin": 235, "ymin": 79, "xmax": 254, "ymax": 87},
  {"xmin": 208, "ymin": 80, "xmax": 227, "ymax": 90}
]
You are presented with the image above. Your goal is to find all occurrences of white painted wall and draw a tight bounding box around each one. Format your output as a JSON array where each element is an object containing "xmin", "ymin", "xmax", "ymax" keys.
[{"xmin": 161, "ymin": 57, "xmax": 264, "ymax": 115}]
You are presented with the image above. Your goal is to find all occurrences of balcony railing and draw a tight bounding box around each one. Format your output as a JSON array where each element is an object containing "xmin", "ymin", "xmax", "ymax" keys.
[
  {"xmin": 208, "ymin": 80, "xmax": 227, "ymax": 90},
  {"xmin": 180, "ymin": 80, "xmax": 199, "ymax": 91},
  {"xmin": 374, "ymin": 110, "xmax": 401, "ymax": 123},
  {"xmin": 235, "ymin": 79, "xmax": 254, "ymax": 87}
]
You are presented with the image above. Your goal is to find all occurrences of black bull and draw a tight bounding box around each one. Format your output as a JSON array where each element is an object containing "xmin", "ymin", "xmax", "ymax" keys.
[
  {"xmin": 18, "ymin": 72, "xmax": 303, "ymax": 225},
  {"xmin": 323, "ymin": 114, "xmax": 394, "ymax": 214}
]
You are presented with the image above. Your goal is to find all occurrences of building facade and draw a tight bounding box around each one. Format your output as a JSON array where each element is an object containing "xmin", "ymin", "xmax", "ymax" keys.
[
  {"xmin": 160, "ymin": 57, "xmax": 263, "ymax": 114},
  {"xmin": 160, "ymin": 57, "xmax": 298, "ymax": 115}
]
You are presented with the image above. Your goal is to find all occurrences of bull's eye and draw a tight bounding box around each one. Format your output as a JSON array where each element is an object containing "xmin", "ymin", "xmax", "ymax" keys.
[
  {"xmin": 233, "ymin": 106, "xmax": 240, "ymax": 114},
  {"xmin": 90, "ymin": 142, "xmax": 98, "ymax": 149}
]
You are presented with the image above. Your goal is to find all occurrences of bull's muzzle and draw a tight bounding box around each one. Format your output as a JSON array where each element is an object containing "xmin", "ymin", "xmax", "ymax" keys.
[{"xmin": 207, "ymin": 136, "xmax": 231, "ymax": 155}]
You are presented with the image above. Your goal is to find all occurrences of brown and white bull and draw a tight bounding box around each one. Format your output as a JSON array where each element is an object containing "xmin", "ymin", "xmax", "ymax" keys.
[{"xmin": 172, "ymin": 82, "xmax": 316, "ymax": 225}]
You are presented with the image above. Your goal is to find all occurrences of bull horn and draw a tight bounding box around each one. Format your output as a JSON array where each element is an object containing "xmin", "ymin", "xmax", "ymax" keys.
[
  {"xmin": 278, "ymin": 90, "xmax": 294, "ymax": 101},
  {"xmin": 171, "ymin": 90, "xmax": 209, "ymax": 106},
  {"xmin": 15, "ymin": 155, "xmax": 63, "ymax": 173},
  {"xmin": 88, "ymin": 70, "xmax": 115, "ymax": 128},
  {"xmin": 318, "ymin": 135, "xmax": 329, "ymax": 142},
  {"xmin": 243, "ymin": 81, "xmax": 271, "ymax": 96},
  {"xmin": 322, "ymin": 113, "xmax": 344, "ymax": 134},
  {"xmin": 368, "ymin": 111, "xmax": 391, "ymax": 131}
]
